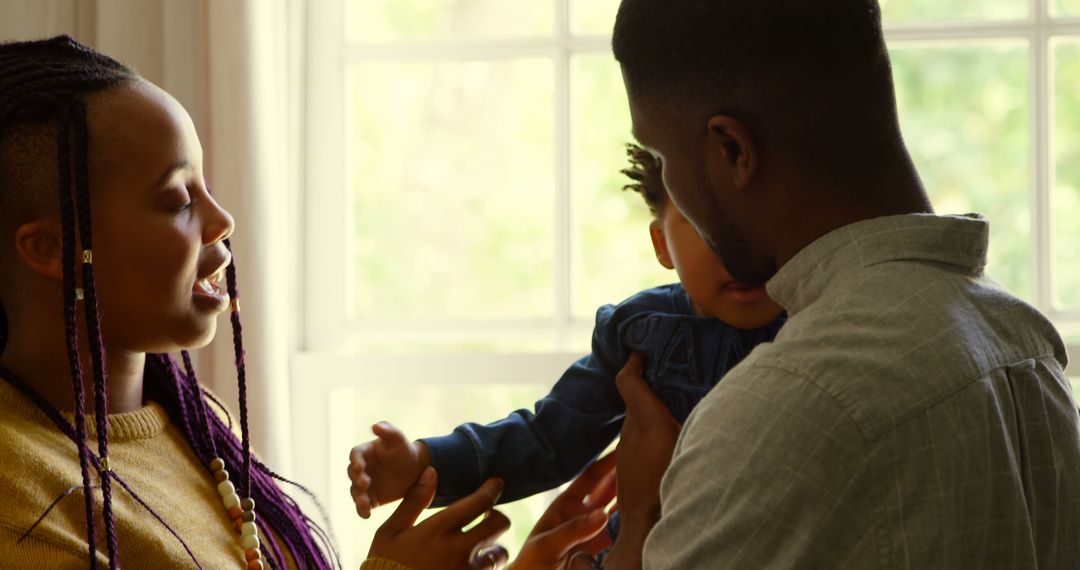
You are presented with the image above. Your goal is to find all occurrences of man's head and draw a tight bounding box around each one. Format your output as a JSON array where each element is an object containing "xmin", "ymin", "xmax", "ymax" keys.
[
  {"xmin": 623, "ymin": 144, "xmax": 783, "ymax": 329},
  {"xmin": 614, "ymin": 0, "xmax": 913, "ymax": 284}
]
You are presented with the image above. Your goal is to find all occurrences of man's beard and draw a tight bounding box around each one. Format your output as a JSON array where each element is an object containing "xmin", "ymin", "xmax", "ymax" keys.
[{"xmin": 692, "ymin": 163, "xmax": 774, "ymax": 285}]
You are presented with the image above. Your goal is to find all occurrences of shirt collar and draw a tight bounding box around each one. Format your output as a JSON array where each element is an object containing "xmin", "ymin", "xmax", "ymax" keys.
[{"xmin": 766, "ymin": 213, "xmax": 990, "ymax": 315}]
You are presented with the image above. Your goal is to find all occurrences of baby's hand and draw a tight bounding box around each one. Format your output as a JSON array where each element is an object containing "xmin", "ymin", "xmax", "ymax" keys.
[{"xmin": 348, "ymin": 422, "xmax": 430, "ymax": 519}]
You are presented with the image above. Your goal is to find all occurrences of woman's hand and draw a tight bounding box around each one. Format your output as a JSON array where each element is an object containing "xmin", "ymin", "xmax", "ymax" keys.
[
  {"xmin": 368, "ymin": 467, "xmax": 511, "ymax": 570},
  {"xmin": 509, "ymin": 453, "xmax": 618, "ymax": 570}
]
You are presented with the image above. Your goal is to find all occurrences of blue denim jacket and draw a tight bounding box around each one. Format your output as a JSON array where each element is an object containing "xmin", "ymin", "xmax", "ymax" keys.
[{"xmin": 422, "ymin": 284, "xmax": 786, "ymax": 507}]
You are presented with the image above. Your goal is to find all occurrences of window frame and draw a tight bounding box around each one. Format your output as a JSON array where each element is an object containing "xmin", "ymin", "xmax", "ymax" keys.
[
  {"xmin": 295, "ymin": 0, "xmax": 1080, "ymax": 549},
  {"xmin": 303, "ymin": 0, "xmax": 1080, "ymax": 351}
]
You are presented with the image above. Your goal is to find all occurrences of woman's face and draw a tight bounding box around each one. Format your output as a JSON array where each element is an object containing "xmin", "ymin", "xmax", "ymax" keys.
[{"xmin": 85, "ymin": 79, "xmax": 235, "ymax": 353}]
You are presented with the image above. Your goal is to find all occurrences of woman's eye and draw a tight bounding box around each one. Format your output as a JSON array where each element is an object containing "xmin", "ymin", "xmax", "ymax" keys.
[
  {"xmin": 162, "ymin": 187, "xmax": 195, "ymax": 213},
  {"xmin": 176, "ymin": 202, "xmax": 193, "ymax": 212}
]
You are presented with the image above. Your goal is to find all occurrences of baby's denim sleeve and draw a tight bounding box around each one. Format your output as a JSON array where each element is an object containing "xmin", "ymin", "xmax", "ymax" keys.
[{"xmin": 422, "ymin": 304, "xmax": 629, "ymax": 506}]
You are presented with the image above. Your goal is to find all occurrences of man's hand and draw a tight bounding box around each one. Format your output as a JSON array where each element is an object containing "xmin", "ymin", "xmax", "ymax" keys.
[
  {"xmin": 349, "ymin": 422, "xmax": 431, "ymax": 518},
  {"xmin": 368, "ymin": 468, "xmax": 511, "ymax": 570},
  {"xmin": 510, "ymin": 453, "xmax": 618, "ymax": 570},
  {"xmin": 605, "ymin": 353, "xmax": 681, "ymax": 569}
]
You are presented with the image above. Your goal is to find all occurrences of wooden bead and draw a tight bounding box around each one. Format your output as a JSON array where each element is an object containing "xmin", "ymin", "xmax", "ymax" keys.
[
  {"xmin": 214, "ymin": 470, "xmax": 230, "ymax": 483},
  {"xmin": 228, "ymin": 505, "xmax": 243, "ymax": 520},
  {"xmin": 234, "ymin": 519, "xmax": 243, "ymax": 532},
  {"xmin": 240, "ymin": 533, "xmax": 260, "ymax": 551},
  {"xmin": 247, "ymin": 560, "xmax": 264, "ymax": 570},
  {"xmin": 242, "ymin": 511, "xmax": 256, "ymax": 523},
  {"xmin": 223, "ymin": 493, "xmax": 240, "ymax": 510},
  {"xmin": 217, "ymin": 480, "xmax": 236, "ymax": 498},
  {"xmin": 241, "ymin": 521, "xmax": 258, "ymax": 536},
  {"xmin": 245, "ymin": 548, "xmax": 262, "ymax": 561},
  {"xmin": 240, "ymin": 498, "xmax": 255, "ymax": 512},
  {"xmin": 210, "ymin": 458, "xmax": 225, "ymax": 472}
]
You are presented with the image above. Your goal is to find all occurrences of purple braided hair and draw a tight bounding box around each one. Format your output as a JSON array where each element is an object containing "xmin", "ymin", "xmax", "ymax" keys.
[
  {"xmin": 0, "ymin": 36, "xmax": 338, "ymax": 569},
  {"xmin": 71, "ymin": 97, "xmax": 121, "ymax": 568},
  {"xmin": 222, "ymin": 241, "xmax": 253, "ymax": 499},
  {"xmin": 55, "ymin": 115, "xmax": 99, "ymax": 567}
]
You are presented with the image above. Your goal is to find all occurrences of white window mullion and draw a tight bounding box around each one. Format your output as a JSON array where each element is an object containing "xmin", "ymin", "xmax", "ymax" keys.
[
  {"xmin": 555, "ymin": 0, "xmax": 574, "ymax": 346},
  {"xmin": 1034, "ymin": 0, "xmax": 1055, "ymax": 314}
]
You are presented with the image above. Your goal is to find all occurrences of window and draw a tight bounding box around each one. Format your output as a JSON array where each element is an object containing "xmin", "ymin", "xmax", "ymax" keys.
[{"xmin": 299, "ymin": 1, "xmax": 1080, "ymax": 566}]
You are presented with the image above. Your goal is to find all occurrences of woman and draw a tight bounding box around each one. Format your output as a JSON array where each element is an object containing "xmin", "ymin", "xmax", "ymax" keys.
[{"xmin": 0, "ymin": 36, "xmax": 629, "ymax": 570}]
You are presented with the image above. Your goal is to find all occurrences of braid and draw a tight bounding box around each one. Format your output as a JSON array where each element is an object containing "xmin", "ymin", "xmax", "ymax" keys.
[
  {"xmin": 0, "ymin": 36, "xmax": 337, "ymax": 569},
  {"xmin": 0, "ymin": 303, "xmax": 7, "ymax": 355},
  {"xmin": 222, "ymin": 241, "xmax": 253, "ymax": 498},
  {"xmin": 71, "ymin": 98, "xmax": 121, "ymax": 567},
  {"xmin": 55, "ymin": 117, "xmax": 98, "ymax": 568}
]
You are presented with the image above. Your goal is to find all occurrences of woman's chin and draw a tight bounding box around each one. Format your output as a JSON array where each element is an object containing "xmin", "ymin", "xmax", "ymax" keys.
[{"xmin": 167, "ymin": 318, "xmax": 219, "ymax": 351}]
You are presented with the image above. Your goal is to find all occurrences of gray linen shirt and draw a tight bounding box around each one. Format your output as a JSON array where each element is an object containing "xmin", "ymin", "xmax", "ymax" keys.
[{"xmin": 643, "ymin": 214, "xmax": 1080, "ymax": 569}]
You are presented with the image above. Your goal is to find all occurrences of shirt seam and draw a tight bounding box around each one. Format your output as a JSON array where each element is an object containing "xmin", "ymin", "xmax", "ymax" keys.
[{"xmin": 743, "ymin": 353, "xmax": 1060, "ymax": 444}]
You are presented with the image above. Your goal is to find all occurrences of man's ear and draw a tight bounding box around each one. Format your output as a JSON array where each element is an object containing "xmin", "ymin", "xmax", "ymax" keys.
[
  {"xmin": 13, "ymin": 219, "xmax": 64, "ymax": 280},
  {"xmin": 649, "ymin": 219, "xmax": 674, "ymax": 270},
  {"xmin": 704, "ymin": 115, "xmax": 758, "ymax": 192}
]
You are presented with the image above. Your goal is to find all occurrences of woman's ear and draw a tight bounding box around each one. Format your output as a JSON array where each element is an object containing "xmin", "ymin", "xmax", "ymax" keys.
[
  {"xmin": 13, "ymin": 219, "xmax": 64, "ymax": 280},
  {"xmin": 705, "ymin": 115, "xmax": 758, "ymax": 192},
  {"xmin": 649, "ymin": 219, "xmax": 675, "ymax": 270}
]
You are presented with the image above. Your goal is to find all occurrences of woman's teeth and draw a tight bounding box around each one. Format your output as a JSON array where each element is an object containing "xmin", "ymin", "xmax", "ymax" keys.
[{"xmin": 197, "ymin": 271, "xmax": 225, "ymax": 295}]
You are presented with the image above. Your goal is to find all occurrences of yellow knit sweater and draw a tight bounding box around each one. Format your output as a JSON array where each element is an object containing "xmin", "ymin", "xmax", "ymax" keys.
[{"xmin": 0, "ymin": 380, "xmax": 299, "ymax": 569}]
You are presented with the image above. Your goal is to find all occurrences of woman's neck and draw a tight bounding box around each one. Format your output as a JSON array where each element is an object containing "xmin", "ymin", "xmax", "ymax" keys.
[{"xmin": 0, "ymin": 313, "xmax": 147, "ymax": 414}]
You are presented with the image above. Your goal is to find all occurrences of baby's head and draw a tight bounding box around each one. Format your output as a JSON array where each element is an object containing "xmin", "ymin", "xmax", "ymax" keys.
[
  {"xmin": 0, "ymin": 36, "xmax": 235, "ymax": 356},
  {"xmin": 623, "ymin": 144, "xmax": 783, "ymax": 329}
]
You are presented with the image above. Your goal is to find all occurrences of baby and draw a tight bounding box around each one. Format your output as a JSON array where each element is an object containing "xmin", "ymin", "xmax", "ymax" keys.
[{"xmin": 347, "ymin": 144, "xmax": 786, "ymax": 529}]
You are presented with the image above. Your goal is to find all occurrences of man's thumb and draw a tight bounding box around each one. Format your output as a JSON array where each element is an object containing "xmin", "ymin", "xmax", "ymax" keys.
[{"xmin": 615, "ymin": 352, "xmax": 650, "ymax": 410}]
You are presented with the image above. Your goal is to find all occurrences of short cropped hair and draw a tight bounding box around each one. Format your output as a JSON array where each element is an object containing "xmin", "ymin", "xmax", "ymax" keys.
[{"xmin": 613, "ymin": 0, "xmax": 900, "ymax": 166}]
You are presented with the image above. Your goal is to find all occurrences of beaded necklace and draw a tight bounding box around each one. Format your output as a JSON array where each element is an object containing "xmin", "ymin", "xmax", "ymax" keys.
[{"xmin": 209, "ymin": 456, "xmax": 264, "ymax": 569}]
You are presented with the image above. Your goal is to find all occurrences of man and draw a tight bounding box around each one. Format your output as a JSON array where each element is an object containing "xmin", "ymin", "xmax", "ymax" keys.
[{"xmin": 595, "ymin": 1, "xmax": 1080, "ymax": 568}]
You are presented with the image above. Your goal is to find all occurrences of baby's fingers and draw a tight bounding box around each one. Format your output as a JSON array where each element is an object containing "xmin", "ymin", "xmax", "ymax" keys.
[
  {"xmin": 350, "ymin": 474, "xmax": 374, "ymax": 518},
  {"xmin": 372, "ymin": 421, "xmax": 409, "ymax": 451},
  {"xmin": 348, "ymin": 442, "xmax": 372, "ymax": 480}
]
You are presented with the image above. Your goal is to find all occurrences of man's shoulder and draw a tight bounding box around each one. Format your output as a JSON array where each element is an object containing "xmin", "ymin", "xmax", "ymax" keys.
[{"xmin": 728, "ymin": 266, "xmax": 1066, "ymax": 440}]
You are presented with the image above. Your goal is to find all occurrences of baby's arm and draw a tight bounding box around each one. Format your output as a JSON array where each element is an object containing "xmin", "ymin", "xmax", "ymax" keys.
[
  {"xmin": 422, "ymin": 356, "xmax": 626, "ymax": 506},
  {"xmin": 348, "ymin": 304, "xmax": 631, "ymax": 515},
  {"xmin": 423, "ymin": 306, "xmax": 631, "ymax": 506}
]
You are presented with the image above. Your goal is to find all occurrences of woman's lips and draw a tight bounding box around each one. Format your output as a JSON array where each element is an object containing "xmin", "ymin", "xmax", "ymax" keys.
[{"xmin": 192, "ymin": 269, "xmax": 229, "ymax": 311}]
